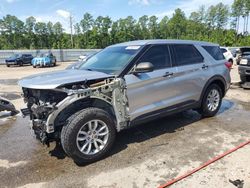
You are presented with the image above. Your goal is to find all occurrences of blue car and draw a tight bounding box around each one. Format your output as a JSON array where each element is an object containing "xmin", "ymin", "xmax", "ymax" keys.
[
  {"xmin": 5, "ymin": 54, "xmax": 33, "ymax": 67},
  {"xmin": 32, "ymin": 53, "xmax": 57, "ymax": 68}
]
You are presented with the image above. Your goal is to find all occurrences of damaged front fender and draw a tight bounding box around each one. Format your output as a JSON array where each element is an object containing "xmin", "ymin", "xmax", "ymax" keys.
[{"xmin": 45, "ymin": 78, "xmax": 130, "ymax": 133}]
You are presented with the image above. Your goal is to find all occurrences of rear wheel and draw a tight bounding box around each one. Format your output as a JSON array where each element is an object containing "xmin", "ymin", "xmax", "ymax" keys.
[
  {"xmin": 6, "ymin": 64, "xmax": 10, "ymax": 67},
  {"xmin": 19, "ymin": 61, "xmax": 23, "ymax": 66},
  {"xmin": 61, "ymin": 108, "xmax": 116, "ymax": 164},
  {"xmin": 199, "ymin": 84, "xmax": 222, "ymax": 117}
]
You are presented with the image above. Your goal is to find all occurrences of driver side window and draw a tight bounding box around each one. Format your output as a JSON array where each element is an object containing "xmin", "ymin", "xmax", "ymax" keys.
[{"xmin": 138, "ymin": 45, "xmax": 171, "ymax": 70}]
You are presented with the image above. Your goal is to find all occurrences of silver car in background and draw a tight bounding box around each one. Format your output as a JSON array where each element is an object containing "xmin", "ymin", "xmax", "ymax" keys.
[{"xmin": 18, "ymin": 40, "xmax": 231, "ymax": 164}]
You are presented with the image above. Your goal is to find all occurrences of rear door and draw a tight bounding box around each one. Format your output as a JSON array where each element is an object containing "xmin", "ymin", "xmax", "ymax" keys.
[
  {"xmin": 21, "ymin": 55, "xmax": 27, "ymax": 63},
  {"xmin": 125, "ymin": 44, "xmax": 178, "ymax": 121},
  {"xmin": 23, "ymin": 54, "xmax": 30, "ymax": 64},
  {"xmin": 170, "ymin": 44, "xmax": 210, "ymax": 103}
]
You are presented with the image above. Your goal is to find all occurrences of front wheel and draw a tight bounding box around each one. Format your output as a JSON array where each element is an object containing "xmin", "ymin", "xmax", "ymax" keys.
[
  {"xmin": 199, "ymin": 84, "xmax": 222, "ymax": 117},
  {"xmin": 61, "ymin": 108, "xmax": 116, "ymax": 164}
]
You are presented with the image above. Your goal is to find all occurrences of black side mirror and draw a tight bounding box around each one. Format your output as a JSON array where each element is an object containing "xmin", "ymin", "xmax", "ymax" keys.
[{"xmin": 132, "ymin": 62, "xmax": 154, "ymax": 74}]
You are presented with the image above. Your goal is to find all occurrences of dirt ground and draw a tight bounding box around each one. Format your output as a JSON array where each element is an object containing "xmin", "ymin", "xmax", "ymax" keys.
[{"xmin": 0, "ymin": 63, "xmax": 250, "ymax": 188}]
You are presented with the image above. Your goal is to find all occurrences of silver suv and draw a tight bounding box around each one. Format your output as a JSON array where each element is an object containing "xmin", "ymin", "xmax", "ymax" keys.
[{"xmin": 19, "ymin": 40, "xmax": 231, "ymax": 163}]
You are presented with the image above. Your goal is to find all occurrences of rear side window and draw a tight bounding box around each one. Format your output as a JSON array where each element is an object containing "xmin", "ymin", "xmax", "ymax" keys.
[
  {"xmin": 220, "ymin": 48, "xmax": 227, "ymax": 53},
  {"xmin": 172, "ymin": 44, "xmax": 204, "ymax": 66},
  {"xmin": 203, "ymin": 46, "xmax": 225, "ymax": 60},
  {"xmin": 138, "ymin": 45, "xmax": 171, "ymax": 70}
]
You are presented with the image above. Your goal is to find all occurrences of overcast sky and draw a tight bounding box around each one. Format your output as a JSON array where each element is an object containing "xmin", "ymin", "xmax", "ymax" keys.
[{"xmin": 0, "ymin": 0, "xmax": 235, "ymax": 33}]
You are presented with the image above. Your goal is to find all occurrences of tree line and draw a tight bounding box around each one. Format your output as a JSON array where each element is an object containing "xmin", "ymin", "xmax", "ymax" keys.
[{"xmin": 0, "ymin": 0, "xmax": 250, "ymax": 50}]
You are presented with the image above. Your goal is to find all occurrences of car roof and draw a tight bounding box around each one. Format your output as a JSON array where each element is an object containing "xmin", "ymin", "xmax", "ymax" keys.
[{"xmin": 110, "ymin": 39, "xmax": 218, "ymax": 47}]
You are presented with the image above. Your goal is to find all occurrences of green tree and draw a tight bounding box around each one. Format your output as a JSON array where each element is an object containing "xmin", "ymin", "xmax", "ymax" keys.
[
  {"xmin": 232, "ymin": 0, "xmax": 244, "ymax": 33},
  {"xmin": 0, "ymin": 15, "xmax": 25, "ymax": 49},
  {"xmin": 159, "ymin": 16, "xmax": 169, "ymax": 39},
  {"xmin": 34, "ymin": 22, "xmax": 48, "ymax": 48},
  {"xmin": 148, "ymin": 16, "xmax": 159, "ymax": 39},
  {"xmin": 25, "ymin": 16, "xmax": 36, "ymax": 49},
  {"xmin": 53, "ymin": 22, "xmax": 63, "ymax": 48},
  {"xmin": 168, "ymin": 9, "xmax": 187, "ymax": 39}
]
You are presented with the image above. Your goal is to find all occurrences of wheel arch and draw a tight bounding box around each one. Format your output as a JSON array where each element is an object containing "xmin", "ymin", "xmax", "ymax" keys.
[
  {"xmin": 228, "ymin": 58, "xmax": 233, "ymax": 63},
  {"xmin": 54, "ymin": 97, "xmax": 117, "ymax": 130},
  {"xmin": 199, "ymin": 75, "xmax": 227, "ymax": 102}
]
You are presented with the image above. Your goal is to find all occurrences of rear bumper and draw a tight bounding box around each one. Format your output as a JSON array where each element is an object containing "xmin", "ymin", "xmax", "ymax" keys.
[{"xmin": 238, "ymin": 65, "xmax": 250, "ymax": 76}]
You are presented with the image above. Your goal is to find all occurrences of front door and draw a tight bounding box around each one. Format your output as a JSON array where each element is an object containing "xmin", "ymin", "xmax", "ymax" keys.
[{"xmin": 125, "ymin": 45, "xmax": 178, "ymax": 121}]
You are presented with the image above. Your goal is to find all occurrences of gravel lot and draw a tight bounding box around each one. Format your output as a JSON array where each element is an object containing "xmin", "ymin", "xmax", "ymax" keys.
[{"xmin": 0, "ymin": 63, "xmax": 250, "ymax": 188}]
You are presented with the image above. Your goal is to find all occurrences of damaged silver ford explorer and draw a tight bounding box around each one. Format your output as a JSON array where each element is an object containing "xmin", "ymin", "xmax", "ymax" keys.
[{"xmin": 19, "ymin": 40, "xmax": 231, "ymax": 163}]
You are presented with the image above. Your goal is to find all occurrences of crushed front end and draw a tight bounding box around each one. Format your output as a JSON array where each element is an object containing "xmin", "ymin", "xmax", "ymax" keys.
[
  {"xmin": 20, "ymin": 77, "xmax": 130, "ymax": 146},
  {"xmin": 21, "ymin": 88, "xmax": 67, "ymax": 145}
]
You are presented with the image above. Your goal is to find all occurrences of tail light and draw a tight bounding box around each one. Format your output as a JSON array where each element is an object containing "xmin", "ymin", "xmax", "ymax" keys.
[{"xmin": 225, "ymin": 62, "xmax": 232, "ymax": 70}]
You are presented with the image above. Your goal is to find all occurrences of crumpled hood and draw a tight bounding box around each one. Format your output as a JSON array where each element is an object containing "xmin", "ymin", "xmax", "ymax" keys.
[{"xmin": 18, "ymin": 69, "xmax": 112, "ymax": 89}]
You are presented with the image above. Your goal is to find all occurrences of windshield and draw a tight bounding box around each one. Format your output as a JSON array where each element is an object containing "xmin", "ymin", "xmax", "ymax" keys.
[
  {"xmin": 79, "ymin": 45, "xmax": 141, "ymax": 75},
  {"xmin": 11, "ymin": 54, "xmax": 21, "ymax": 58}
]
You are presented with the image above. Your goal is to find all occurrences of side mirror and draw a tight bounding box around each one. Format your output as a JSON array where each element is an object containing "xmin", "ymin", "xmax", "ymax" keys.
[{"xmin": 132, "ymin": 62, "xmax": 154, "ymax": 74}]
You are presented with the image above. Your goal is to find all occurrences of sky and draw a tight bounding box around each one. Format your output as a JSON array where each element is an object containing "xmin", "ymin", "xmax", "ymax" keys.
[{"xmin": 0, "ymin": 0, "xmax": 235, "ymax": 33}]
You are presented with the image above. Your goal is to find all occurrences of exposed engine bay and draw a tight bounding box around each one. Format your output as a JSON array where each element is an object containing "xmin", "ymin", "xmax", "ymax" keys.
[{"xmin": 21, "ymin": 78, "xmax": 130, "ymax": 145}]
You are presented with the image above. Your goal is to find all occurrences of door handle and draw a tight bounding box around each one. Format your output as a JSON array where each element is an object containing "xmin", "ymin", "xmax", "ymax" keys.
[
  {"xmin": 163, "ymin": 72, "xmax": 174, "ymax": 77},
  {"xmin": 202, "ymin": 64, "xmax": 208, "ymax": 70}
]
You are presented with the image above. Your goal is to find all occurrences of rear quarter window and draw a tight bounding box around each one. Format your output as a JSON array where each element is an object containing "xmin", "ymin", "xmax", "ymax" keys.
[
  {"xmin": 172, "ymin": 44, "xmax": 204, "ymax": 66},
  {"xmin": 220, "ymin": 48, "xmax": 227, "ymax": 53},
  {"xmin": 203, "ymin": 46, "xmax": 225, "ymax": 60}
]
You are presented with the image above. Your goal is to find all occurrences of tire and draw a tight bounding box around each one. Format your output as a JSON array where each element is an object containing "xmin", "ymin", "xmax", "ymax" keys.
[
  {"xmin": 19, "ymin": 61, "xmax": 23, "ymax": 66},
  {"xmin": 6, "ymin": 64, "xmax": 10, "ymax": 67},
  {"xmin": 199, "ymin": 84, "xmax": 222, "ymax": 118},
  {"xmin": 33, "ymin": 65, "xmax": 36, "ymax": 68},
  {"xmin": 240, "ymin": 75, "xmax": 246, "ymax": 83},
  {"xmin": 61, "ymin": 108, "xmax": 116, "ymax": 164}
]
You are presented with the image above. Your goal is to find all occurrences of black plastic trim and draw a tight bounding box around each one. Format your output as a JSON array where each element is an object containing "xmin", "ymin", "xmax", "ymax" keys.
[{"xmin": 130, "ymin": 100, "xmax": 199, "ymax": 126}]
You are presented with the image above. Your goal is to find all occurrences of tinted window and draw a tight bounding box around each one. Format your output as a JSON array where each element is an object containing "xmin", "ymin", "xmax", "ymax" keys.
[
  {"xmin": 172, "ymin": 44, "xmax": 204, "ymax": 66},
  {"xmin": 203, "ymin": 46, "xmax": 225, "ymax": 60},
  {"xmin": 220, "ymin": 48, "xmax": 227, "ymax": 53},
  {"xmin": 138, "ymin": 45, "xmax": 171, "ymax": 69}
]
